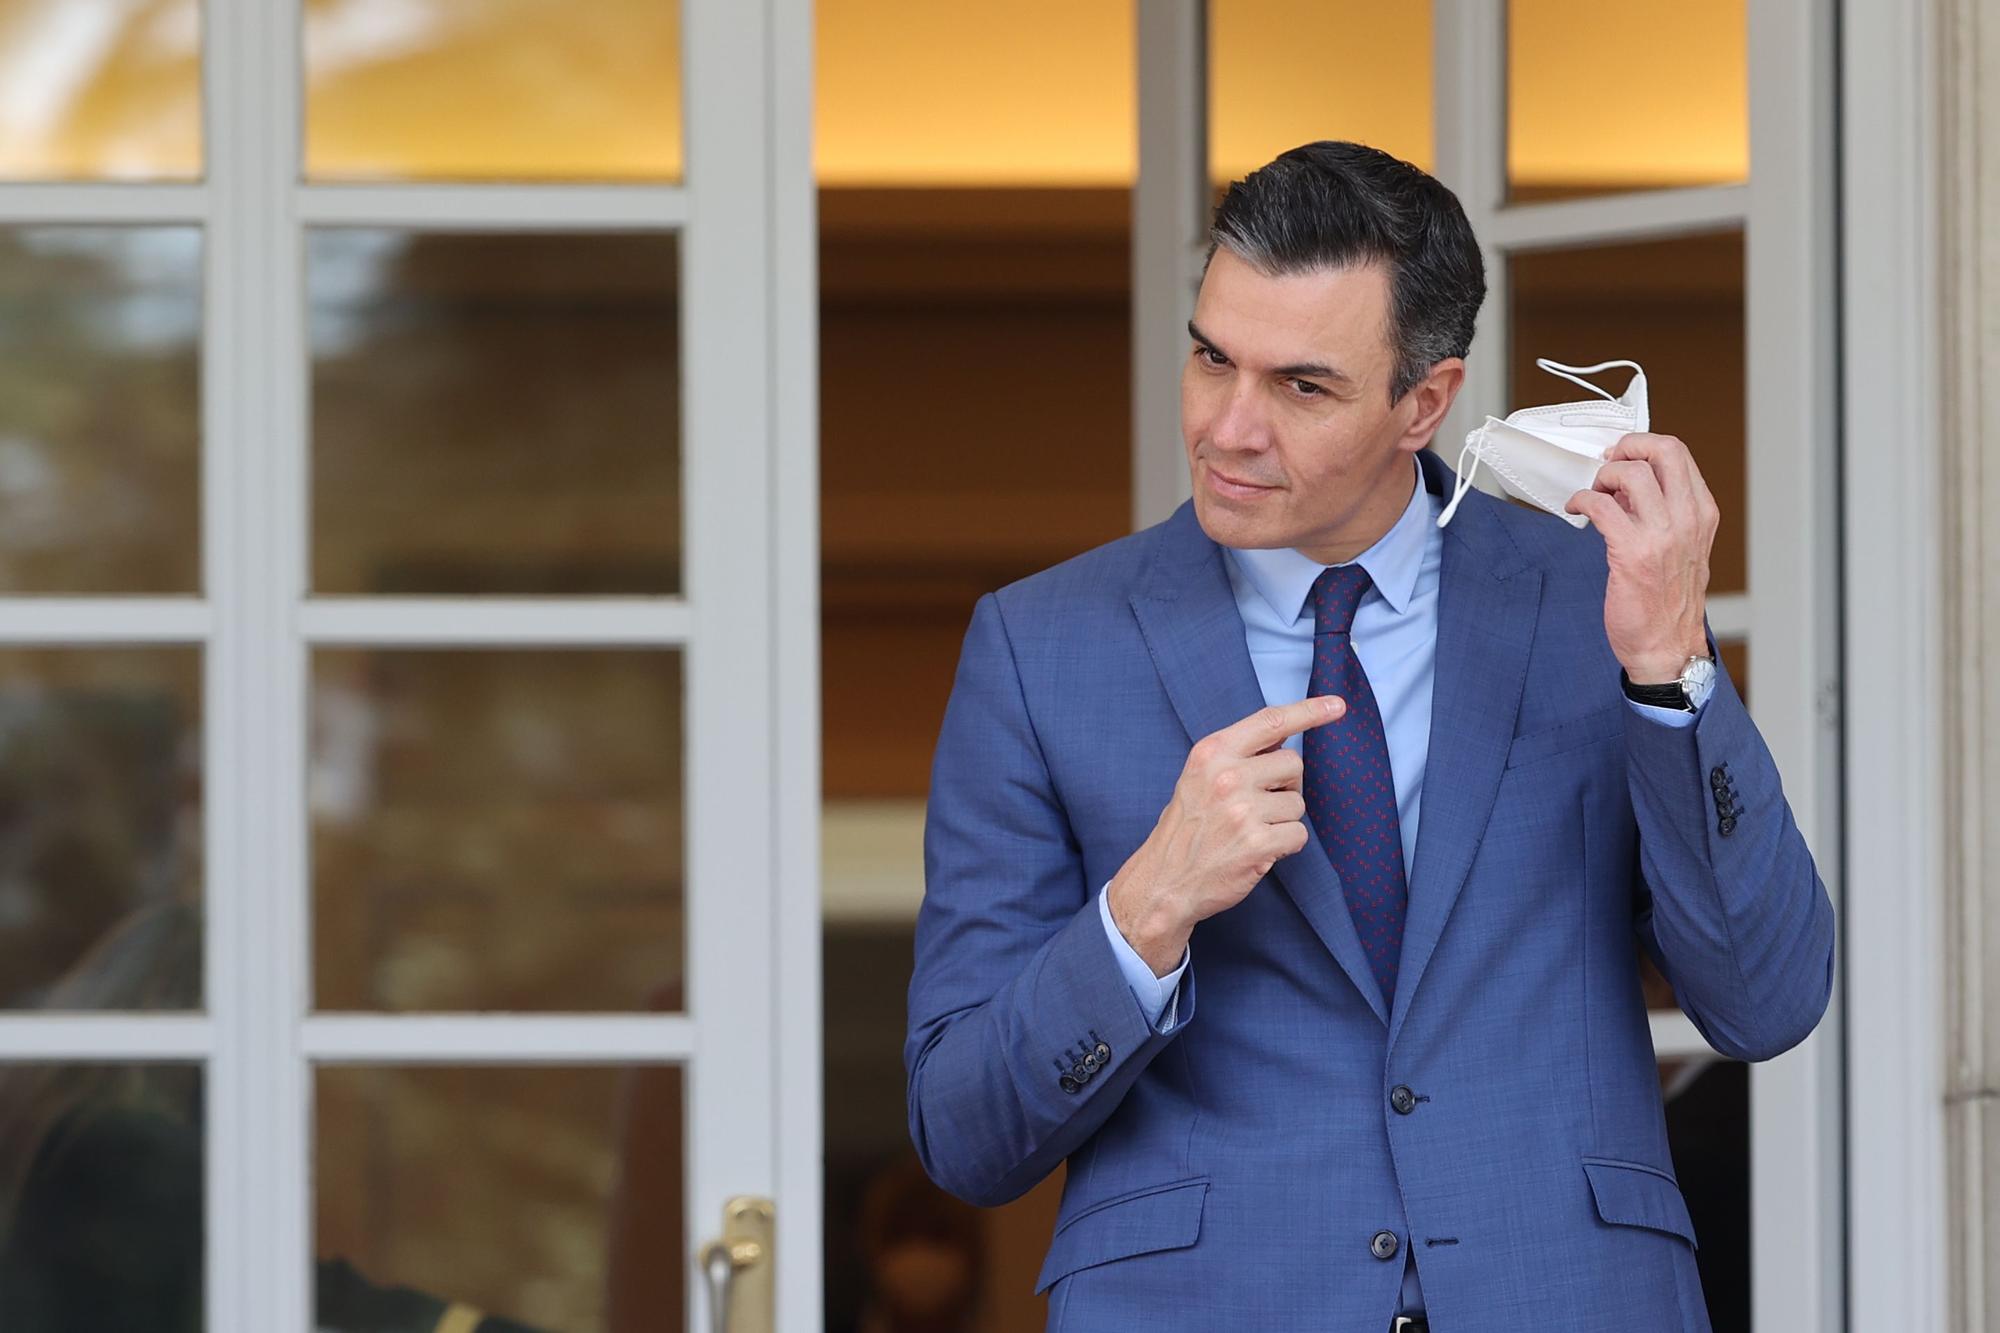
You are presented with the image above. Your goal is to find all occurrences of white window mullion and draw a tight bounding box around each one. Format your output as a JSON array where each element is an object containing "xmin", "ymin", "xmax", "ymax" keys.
[
  {"xmin": 1487, "ymin": 183, "xmax": 1748, "ymax": 251},
  {"xmin": 202, "ymin": 0, "xmax": 254, "ymax": 1329},
  {"xmin": 302, "ymin": 1014, "xmax": 696, "ymax": 1064},
  {"xmin": 205, "ymin": 0, "xmax": 311, "ymax": 1325},
  {"xmin": 1130, "ymin": 0, "xmax": 1206, "ymax": 532},
  {"xmin": 298, "ymin": 597, "xmax": 692, "ymax": 646},
  {"xmin": 0, "ymin": 599, "xmax": 211, "ymax": 642},
  {"xmin": 0, "ymin": 184, "xmax": 208, "ymax": 222},
  {"xmin": 267, "ymin": 42, "xmax": 317, "ymax": 1333},
  {"xmin": 0, "ymin": 1015, "xmax": 212, "ymax": 1060},
  {"xmin": 1431, "ymin": 0, "xmax": 1509, "ymax": 477},
  {"xmin": 296, "ymin": 183, "xmax": 689, "ymax": 230}
]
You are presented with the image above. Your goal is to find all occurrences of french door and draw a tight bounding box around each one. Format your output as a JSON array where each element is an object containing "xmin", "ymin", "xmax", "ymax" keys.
[{"xmin": 0, "ymin": 0, "xmax": 819, "ymax": 1328}]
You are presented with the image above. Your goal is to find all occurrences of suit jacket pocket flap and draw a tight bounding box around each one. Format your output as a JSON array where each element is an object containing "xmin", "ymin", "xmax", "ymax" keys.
[
  {"xmin": 1505, "ymin": 703, "xmax": 1628, "ymax": 770},
  {"xmin": 1582, "ymin": 1156, "xmax": 1698, "ymax": 1249},
  {"xmin": 1034, "ymin": 1177, "xmax": 1209, "ymax": 1293}
]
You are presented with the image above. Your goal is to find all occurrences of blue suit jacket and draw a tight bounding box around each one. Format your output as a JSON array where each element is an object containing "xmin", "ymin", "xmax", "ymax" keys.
[{"xmin": 906, "ymin": 449, "xmax": 1835, "ymax": 1331}]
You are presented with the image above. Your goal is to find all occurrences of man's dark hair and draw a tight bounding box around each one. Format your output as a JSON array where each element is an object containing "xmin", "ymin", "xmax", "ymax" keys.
[{"xmin": 1208, "ymin": 140, "xmax": 1486, "ymax": 405}]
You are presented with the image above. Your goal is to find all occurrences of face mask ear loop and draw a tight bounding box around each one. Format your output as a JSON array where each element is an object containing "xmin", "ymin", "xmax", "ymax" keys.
[
  {"xmin": 1533, "ymin": 358, "xmax": 1643, "ymax": 404},
  {"xmin": 1436, "ymin": 433, "xmax": 1484, "ymax": 528}
]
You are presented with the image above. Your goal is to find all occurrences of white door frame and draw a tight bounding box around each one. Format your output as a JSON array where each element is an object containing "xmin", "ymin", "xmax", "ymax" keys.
[
  {"xmin": 770, "ymin": 0, "xmax": 825, "ymax": 1323},
  {"xmin": 0, "ymin": 0, "xmax": 821, "ymax": 1326},
  {"xmin": 1134, "ymin": 3, "xmax": 1848, "ymax": 1325},
  {"xmin": 1837, "ymin": 0, "xmax": 1949, "ymax": 1324},
  {"xmin": 1132, "ymin": 0, "xmax": 1206, "ymax": 531}
]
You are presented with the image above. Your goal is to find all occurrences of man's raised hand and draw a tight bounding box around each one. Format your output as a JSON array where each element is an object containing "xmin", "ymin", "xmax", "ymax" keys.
[{"xmin": 1106, "ymin": 696, "xmax": 1346, "ymax": 976}]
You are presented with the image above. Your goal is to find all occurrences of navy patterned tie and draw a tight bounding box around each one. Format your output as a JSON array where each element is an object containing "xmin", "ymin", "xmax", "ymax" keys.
[{"xmin": 1303, "ymin": 564, "xmax": 1408, "ymax": 1002}]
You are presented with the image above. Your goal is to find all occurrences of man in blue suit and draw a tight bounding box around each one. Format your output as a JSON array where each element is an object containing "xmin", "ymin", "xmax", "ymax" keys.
[{"xmin": 905, "ymin": 141, "xmax": 1834, "ymax": 1331}]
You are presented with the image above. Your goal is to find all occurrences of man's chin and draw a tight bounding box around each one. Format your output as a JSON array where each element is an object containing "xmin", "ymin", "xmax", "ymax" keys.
[{"xmin": 1191, "ymin": 492, "xmax": 1292, "ymax": 550}]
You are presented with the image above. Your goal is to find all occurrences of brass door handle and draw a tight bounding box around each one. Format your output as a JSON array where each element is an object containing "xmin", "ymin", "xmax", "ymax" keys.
[{"xmin": 696, "ymin": 1196, "xmax": 774, "ymax": 1333}]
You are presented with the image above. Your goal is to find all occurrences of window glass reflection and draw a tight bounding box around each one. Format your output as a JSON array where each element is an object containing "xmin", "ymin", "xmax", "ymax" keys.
[
  {"xmin": 303, "ymin": 0, "xmax": 682, "ymax": 183},
  {"xmin": 0, "ymin": 0, "xmax": 202, "ymax": 180},
  {"xmin": 316, "ymin": 1065, "xmax": 684, "ymax": 1333},
  {"xmin": 0, "ymin": 649, "xmax": 202, "ymax": 1011},
  {"xmin": 0, "ymin": 1062, "xmax": 203, "ymax": 1329},
  {"xmin": 308, "ymin": 229, "xmax": 682, "ymax": 597},
  {"xmin": 0, "ymin": 227, "xmax": 201, "ymax": 593},
  {"xmin": 311, "ymin": 649, "xmax": 684, "ymax": 1013}
]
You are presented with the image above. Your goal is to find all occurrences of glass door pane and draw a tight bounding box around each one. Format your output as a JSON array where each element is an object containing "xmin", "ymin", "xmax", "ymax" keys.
[
  {"xmin": 0, "ymin": 648, "xmax": 203, "ymax": 1010},
  {"xmin": 0, "ymin": 0, "xmax": 203, "ymax": 180},
  {"xmin": 1507, "ymin": 230, "xmax": 1747, "ymax": 595},
  {"xmin": 316, "ymin": 1064, "xmax": 684, "ymax": 1331},
  {"xmin": 302, "ymin": 0, "xmax": 683, "ymax": 183},
  {"xmin": 307, "ymin": 229, "xmax": 682, "ymax": 597},
  {"xmin": 310, "ymin": 648, "xmax": 685, "ymax": 1013},
  {"xmin": 1506, "ymin": 0, "xmax": 1746, "ymax": 202},
  {"xmin": 0, "ymin": 1063, "xmax": 206, "ymax": 1325},
  {"xmin": 1209, "ymin": 0, "xmax": 1433, "ymax": 182},
  {"xmin": 0, "ymin": 227, "xmax": 203, "ymax": 594}
]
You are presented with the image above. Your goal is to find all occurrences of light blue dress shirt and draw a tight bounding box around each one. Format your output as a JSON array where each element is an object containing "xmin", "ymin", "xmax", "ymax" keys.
[{"xmin": 1096, "ymin": 457, "xmax": 1702, "ymax": 1312}]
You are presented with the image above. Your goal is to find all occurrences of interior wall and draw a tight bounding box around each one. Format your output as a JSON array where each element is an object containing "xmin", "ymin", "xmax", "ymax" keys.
[{"xmin": 818, "ymin": 187, "xmax": 1131, "ymax": 1332}]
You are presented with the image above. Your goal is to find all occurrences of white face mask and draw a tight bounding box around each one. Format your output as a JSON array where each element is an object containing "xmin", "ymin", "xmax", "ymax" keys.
[{"xmin": 1435, "ymin": 358, "xmax": 1649, "ymax": 529}]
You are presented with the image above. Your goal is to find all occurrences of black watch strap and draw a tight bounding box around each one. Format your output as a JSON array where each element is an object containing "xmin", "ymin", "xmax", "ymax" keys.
[{"xmin": 1620, "ymin": 668, "xmax": 1694, "ymax": 712}]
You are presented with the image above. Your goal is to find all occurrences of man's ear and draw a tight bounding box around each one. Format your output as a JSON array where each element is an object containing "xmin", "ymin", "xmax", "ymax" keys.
[{"xmin": 1399, "ymin": 357, "xmax": 1466, "ymax": 451}]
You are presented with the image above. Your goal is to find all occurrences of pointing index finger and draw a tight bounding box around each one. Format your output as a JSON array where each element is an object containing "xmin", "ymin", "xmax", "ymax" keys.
[{"xmin": 1227, "ymin": 696, "xmax": 1346, "ymax": 754}]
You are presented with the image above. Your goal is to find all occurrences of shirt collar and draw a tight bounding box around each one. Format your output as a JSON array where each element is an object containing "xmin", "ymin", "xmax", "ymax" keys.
[{"xmin": 1225, "ymin": 456, "xmax": 1430, "ymax": 626}]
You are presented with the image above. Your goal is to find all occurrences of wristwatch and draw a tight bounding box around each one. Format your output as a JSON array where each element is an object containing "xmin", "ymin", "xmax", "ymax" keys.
[{"xmin": 1620, "ymin": 654, "xmax": 1717, "ymax": 712}]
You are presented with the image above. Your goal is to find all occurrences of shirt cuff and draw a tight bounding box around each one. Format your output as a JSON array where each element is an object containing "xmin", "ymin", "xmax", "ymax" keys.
[
  {"xmin": 1627, "ymin": 696, "xmax": 1701, "ymax": 728},
  {"xmin": 1098, "ymin": 883, "xmax": 1190, "ymax": 1032},
  {"xmin": 1625, "ymin": 664, "xmax": 1713, "ymax": 728}
]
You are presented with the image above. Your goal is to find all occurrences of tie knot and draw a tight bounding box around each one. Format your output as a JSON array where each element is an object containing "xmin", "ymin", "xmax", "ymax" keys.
[{"xmin": 1308, "ymin": 563, "xmax": 1373, "ymax": 635}]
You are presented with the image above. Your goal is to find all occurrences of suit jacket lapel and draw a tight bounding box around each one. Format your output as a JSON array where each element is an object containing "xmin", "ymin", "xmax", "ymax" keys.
[
  {"xmin": 1387, "ymin": 451, "xmax": 1543, "ymax": 1054},
  {"xmin": 1129, "ymin": 504, "xmax": 1389, "ymax": 1027}
]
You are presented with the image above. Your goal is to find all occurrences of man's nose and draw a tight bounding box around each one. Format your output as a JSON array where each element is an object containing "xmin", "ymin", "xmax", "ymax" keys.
[{"xmin": 1208, "ymin": 380, "xmax": 1271, "ymax": 453}]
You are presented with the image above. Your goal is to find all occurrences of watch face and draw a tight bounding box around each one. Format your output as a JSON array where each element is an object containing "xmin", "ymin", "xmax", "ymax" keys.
[{"xmin": 1681, "ymin": 657, "xmax": 1718, "ymax": 691}]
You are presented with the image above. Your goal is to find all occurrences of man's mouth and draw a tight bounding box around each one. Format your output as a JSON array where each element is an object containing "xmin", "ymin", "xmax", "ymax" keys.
[{"xmin": 1202, "ymin": 462, "xmax": 1281, "ymax": 499}]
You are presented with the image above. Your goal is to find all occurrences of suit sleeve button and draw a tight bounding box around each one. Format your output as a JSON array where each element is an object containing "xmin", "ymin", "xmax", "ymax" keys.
[
  {"xmin": 1719, "ymin": 817, "xmax": 1737, "ymax": 836},
  {"xmin": 1389, "ymin": 1085, "xmax": 1417, "ymax": 1115},
  {"xmin": 1094, "ymin": 1042, "xmax": 1112, "ymax": 1064},
  {"xmin": 1370, "ymin": 1230, "xmax": 1400, "ymax": 1260},
  {"xmin": 1059, "ymin": 1075, "xmax": 1079, "ymax": 1094}
]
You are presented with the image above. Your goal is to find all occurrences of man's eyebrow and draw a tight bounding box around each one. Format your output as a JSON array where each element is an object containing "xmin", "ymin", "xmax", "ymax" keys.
[{"xmin": 1187, "ymin": 320, "xmax": 1356, "ymax": 387}]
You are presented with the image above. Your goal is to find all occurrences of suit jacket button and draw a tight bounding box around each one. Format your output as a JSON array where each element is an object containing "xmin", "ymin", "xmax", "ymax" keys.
[
  {"xmin": 1081, "ymin": 1053, "xmax": 1100, "ymax": 1073},
  {"xmin": 1094, "ymin": 1042, "xmax": 1113, "ymax": 1064},
  {"xmin": 1719, "ymin": 816, "xmax": 1737, "ymax": 836},
  {"xmin": 1389, "ymin": 1085, "xmax": 1417, "ymax": 1115},
  {"xmin": 1071, "ymin": 1063, "xmax": 1089, "ymax": 1083},
  {"xmin": 1370, "ymin": 1230, "xmax": 1400, "ymax": 1260},
  {"xmin": 1710, "ymin": 767, "xmax": 1728, "ymax": 787},
  {"xmin": 1059, "ymin": 1075, "xmax": 1079, "ymax": 1094}
]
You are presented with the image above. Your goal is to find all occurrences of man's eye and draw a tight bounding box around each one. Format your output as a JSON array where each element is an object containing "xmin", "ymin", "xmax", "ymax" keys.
[
  {"xmin": 1290, "ymin": 378, "xmax": 1324, "ymax": 397},
  {"xmin": 1195, "ymin": 345, "xmax": 1227, "ymax": 367}
]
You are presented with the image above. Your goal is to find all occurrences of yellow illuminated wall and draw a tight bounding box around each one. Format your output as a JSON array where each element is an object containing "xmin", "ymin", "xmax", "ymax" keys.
[
  {"xmin": 814, "ymin": 0, "xmax": 1136, "ymax": 186},
  {"xmin": 1508, "ymin": 0, "xmax": 1747, "ymax": 192},
  {"xmin": 1209, "ymin": 0, "xmax": 1434, "ymax": 178}
]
